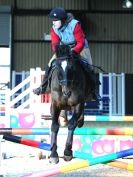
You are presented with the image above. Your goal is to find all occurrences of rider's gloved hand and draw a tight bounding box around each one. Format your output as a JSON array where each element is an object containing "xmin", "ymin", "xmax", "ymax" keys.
[{"xmin": 71, "ymin": 50, "xmax": 79, "ymax": 57}]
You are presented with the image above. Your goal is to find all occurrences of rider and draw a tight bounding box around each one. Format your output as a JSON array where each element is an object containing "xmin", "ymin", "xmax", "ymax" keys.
[{"xmin": 33, "ymin": 7, "xmax": 101, "ymax": 101}]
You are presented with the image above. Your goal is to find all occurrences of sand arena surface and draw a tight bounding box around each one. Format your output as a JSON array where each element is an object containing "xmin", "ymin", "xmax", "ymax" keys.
[{"xmin": 0, "ymin": 140, "xmax": 133, "ymax": 177}]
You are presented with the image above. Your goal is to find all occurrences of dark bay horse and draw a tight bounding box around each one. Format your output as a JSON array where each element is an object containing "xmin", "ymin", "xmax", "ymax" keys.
[{"xmin": 49, "ymin": 44, "xmax": 92, "ymax": 164}]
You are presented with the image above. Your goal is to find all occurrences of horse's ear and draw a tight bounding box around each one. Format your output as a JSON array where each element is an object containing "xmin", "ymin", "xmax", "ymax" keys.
[
  {"xmin": 55, "ymin": 44, "xmax": 61, "ymax": 57},
  {"xmin": 55, "ymin": 44, "xmax": 71, "ymax": 58},
  {"xmin": 55, "ymin": 44, "xmax": 60, "ymax": 51}
]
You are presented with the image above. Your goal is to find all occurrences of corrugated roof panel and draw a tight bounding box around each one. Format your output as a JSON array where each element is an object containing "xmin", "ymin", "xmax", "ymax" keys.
[
  {"xmin": 86, "ymin": 13, "xmax": 133, "ymax": 41},
  {"xmin": 16, "ymin": 0, "xmax": 88, "ymax": 10},
  {"xmin": 14, "ymin": 43, "xmax": 52, "ymax": 71},
  {"xmin": 0, "ymin": 0, "xmax": 15, "ymax": 6},
  {"xmin": 117, "ymin": 44, "xmax": 133, "ymax": 73},
  {"xmin": 90, "ymin": 43, "xmax": 133, "ymax": 73},
  {"xmin": 90, "ymin": 0, "xmax": 126, "ymax": 11},
  {"xmin": 14, "ymin": 16, "xmax": 51, "ymax": 40},
  {"xmin": 14, "ymin": 42, "xmax": 133, "ymax": 73}
]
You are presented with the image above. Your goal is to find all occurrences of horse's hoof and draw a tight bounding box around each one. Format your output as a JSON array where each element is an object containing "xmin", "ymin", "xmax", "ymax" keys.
[
  {"xmin": 49, "ymin": 157, "xmax": 59, "ymax": 164},
  {"xmin": 64, "ymin": 155, "xmax": 73, "ymax": 161}
]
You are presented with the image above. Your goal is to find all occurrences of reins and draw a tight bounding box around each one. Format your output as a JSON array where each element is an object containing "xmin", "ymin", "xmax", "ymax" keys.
[{"xmin": 89, "ymin": 63, "xmax": 105, "ymax": 73}]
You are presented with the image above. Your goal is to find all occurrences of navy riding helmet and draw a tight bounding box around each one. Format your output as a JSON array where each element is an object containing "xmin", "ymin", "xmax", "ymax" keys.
[{"xmin": 49, "ymin": 7, "xmax": 67, "ymax": 21}]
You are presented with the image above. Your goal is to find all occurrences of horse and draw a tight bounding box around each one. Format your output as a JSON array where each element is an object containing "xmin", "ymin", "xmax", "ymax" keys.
[{"xmin": 49, "ymin": 44, "xmax": 92, "ymax": 164}]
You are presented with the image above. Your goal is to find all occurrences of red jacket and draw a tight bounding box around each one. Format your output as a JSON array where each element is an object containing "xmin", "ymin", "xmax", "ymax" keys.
[{"xmin": 50, "ymin": 23, "xmax": 85, "ymax": 53}]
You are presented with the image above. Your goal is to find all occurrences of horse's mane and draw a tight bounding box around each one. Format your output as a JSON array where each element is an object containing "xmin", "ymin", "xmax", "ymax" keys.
[
  {"xmin": 55, "ymin": 45, "xmax": 81, "ymax": 69},
  {"xmin": 55, "ymin": 44, "xmax": 71, "ymax": 58}
]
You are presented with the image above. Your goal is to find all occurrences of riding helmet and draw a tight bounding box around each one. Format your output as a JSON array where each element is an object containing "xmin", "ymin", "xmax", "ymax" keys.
[{"xmin": 49, "ymin": 7, "xmax": 67, "ymax": 20}]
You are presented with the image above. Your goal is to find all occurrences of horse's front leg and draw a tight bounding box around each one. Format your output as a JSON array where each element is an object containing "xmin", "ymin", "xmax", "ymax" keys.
[
  {"xmin": 64, "ymin": 103, "xmax": 84, "ymax": 161},
  {"xmin": 49, "ymin": 103, "xmax": 60, "ymax": 164}
]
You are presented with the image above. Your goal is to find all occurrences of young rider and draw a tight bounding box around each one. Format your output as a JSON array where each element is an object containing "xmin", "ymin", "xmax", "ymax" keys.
[{"xmin": 33, "ymin": 7, "xmax": 101, "ymax": 101}]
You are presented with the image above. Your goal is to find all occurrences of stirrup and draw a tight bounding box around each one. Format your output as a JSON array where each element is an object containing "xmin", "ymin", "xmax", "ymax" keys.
[{"xmin": 33, "ymin": 86, "xmax": 46, "ymax": 95}]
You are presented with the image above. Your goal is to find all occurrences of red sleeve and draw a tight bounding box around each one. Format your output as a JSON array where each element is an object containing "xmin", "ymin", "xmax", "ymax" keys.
[
  {"xmin": 73, "ymin": 23, "xmax": 85, "ymax": 53},
  {"xmin": 50, "ymin": 28, "xmax": 60, "ymax": 52}
]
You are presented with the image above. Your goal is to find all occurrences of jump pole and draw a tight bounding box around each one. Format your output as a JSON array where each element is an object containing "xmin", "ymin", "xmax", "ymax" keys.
[
  {"xmin": 3, "ymin": 135, "xmax": 51, "ymax": 151},
  {"xmin": 44, "ymin": 115, "xmax": 133, "ymax": 121},
  {"xmin": 84, "ymin": 116, "xmax": 133, "ymax": 122},
  {"xmin": 22, "ymin": 148, "xmax": 133, "ymax": 177},
  {"xmin": 1, "ymin": 127, "xmax": 133, "ymax": 135},
  {"xmin": 74, "ymin": 150, "xmax": 133, "ymax": 171},
  {"xmin": 107, "ymin": 160, "xmax": 133, "ymax": 171}
]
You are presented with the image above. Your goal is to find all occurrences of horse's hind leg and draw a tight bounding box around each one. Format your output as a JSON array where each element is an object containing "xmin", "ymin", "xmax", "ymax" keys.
[
  {"xmin": 77, "ymin": 103, "xmax": 85, "ymax": 128},
  {"xmin": 59, "ymin": 110, "xmax": 68, "ymax": 127},
  {"xmin": 49, "ymin": 104, "xmax": 60, "ymax": 164},
  {"xmin": 77, "ymin": 110, "xmax": 84, "ymax": 128}
]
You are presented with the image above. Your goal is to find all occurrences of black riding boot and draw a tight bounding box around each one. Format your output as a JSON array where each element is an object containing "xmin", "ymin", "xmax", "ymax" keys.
[
  {"xmin": 33, "ymin": 66, "xmax": 50, "ymax": 95},
  {"xmin": 89, "ymin": 71, "xmax": 102, "ymax": 101}
]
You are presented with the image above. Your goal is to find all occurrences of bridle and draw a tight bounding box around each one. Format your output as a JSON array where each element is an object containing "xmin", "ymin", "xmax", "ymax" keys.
[{"xmin": 55, "ymin": 55, "xmax": 78, "ymax": 87}]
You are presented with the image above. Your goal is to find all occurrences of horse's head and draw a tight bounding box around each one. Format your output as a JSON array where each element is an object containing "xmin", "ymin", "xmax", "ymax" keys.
[
  {"xmin": 55, "ymin": 45, "xmax": 79, "ymax": 86},
  {"xmin": 54, "ymin": 44, "xmax": 80, "ymax": 97}
]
